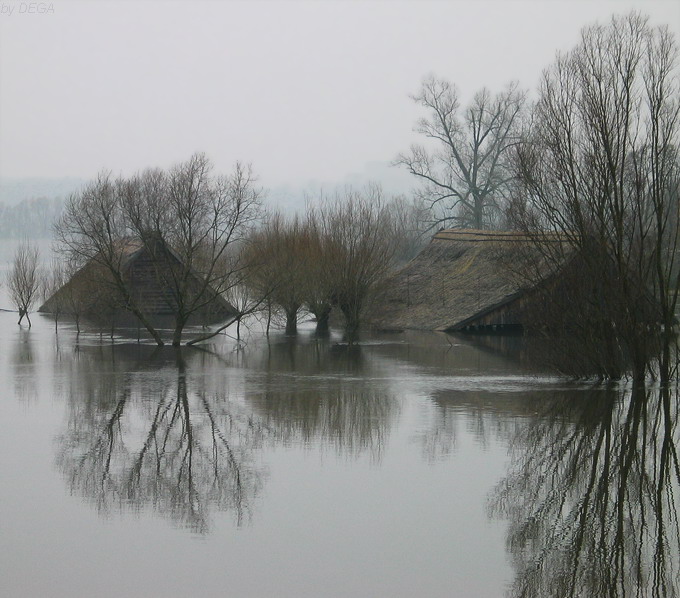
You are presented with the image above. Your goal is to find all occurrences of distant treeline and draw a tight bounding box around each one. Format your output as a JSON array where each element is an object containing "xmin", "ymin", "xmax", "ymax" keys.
[{"xmin": 0, "ymin": 197, "xmax": 64, "ymax": 239}]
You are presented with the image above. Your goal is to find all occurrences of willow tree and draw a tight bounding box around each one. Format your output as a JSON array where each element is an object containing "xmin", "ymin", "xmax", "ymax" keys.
[
  {"xmin": 512, "ymin": 13, "xmax": 680, "ymax": 382},
  {"xmin": 245, "ymin": 212, "xmax": 311, "ymax": 335},
  {"xmin": 317, "ymin": 186, "xmax": 398, "ymax": 343}
]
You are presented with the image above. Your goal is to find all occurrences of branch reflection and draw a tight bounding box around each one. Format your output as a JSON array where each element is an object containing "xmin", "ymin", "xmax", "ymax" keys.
[
  {"xmin": 489, "ymin": 385, "xmax": 680, "ymax": 597},
  {"xmin": 54, "ymin": 338, "xmax": 399, "ymax": 532},
  {"xmin": 55, "ymin": 345, "xmax": 268, "ymax": 533}
]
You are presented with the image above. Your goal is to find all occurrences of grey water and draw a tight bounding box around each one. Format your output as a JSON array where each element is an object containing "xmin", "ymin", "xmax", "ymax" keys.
[{"xmin": 0, "ymin": 301, "xmax": 678, "ymax": 596}]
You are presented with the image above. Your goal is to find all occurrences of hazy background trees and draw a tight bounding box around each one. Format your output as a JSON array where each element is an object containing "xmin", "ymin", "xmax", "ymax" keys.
[
  {"xmin": 396, "ymin": 76, "xmax": 526, "ymax": 230},
  {"xmin": 386, "ymin": 194, "xmax": 430, "ymax": 264},
  {"xmin": 511, "ymin": 12, "xmax": 680, "ymax": 382},
  {"xmin": 0, "ymin": 197, "xmax": 64, "ymax": 239}
]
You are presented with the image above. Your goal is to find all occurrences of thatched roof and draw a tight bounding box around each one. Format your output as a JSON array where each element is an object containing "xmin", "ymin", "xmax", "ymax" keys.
[
  {"xmin": 372, "ymin": 229, "xmax": 568, "ymax": 332},
  {"xmin": 40, "ymin": 239, "xmax": 236, "ymax": 324}
]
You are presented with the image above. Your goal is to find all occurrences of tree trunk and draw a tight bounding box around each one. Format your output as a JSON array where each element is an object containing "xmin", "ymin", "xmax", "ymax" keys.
[
  {"xmin": 314, "ymin": 306, "xmax": 331, "ymax": 336},
  {"xmin": 172, "ymin": 315, "xmax": 187, "ymax": 347},
  {"xmin": 340, "ymin": 303, "xmax": 360, "ymax": 345},
  {"xmin": 473, "ymin": 194, "xmax": 484, "ymax": 230},
  {"xmin": 128, "ymin": 306, "xmax": 164, "ymax": 346},
  {"xmin": 285, "ymin": 310, "xmax": 298, "ymax": 335},
  {"xmin": 266, "ymin": 302, "xmax": 272, "ymax": 336}
]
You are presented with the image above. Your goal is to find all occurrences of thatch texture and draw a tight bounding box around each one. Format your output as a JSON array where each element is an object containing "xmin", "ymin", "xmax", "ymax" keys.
[
  {"xmin": 40, "ymin": 240, "xmax": 236, "ymax": 325},
  {"xmin": 372, "ymin": 229, "xmax": 564, "ymax": 332}
]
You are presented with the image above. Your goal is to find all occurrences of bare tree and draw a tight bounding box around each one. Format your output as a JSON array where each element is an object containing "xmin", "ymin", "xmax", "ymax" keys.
[
  {"xmin": 123, "ymin": 154, "xmax": 263, "ymax": 346},
  {"xmin": 182, "ymin": 238, "xmax": 277, "ymax": 346},
  {"xmin": 511, "ymin": 13, "xmax": 680, "ymax": 382},
  {"xmin": 396, "ymin": 76, "xmax": 526, "ymax": 230},
  {"xmin": 53, "ymin": 171, "xmax": 161, "ymax": 340},
  {"xmin": 7, "ymin": 241, "xmax": 40, "ymax": 326},
  {"xmin": 55, "ymin": 153, "xmax": 263, "ymax": 346}
]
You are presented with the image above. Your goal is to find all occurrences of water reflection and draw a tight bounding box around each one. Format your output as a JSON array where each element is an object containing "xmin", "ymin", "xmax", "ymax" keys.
[
  {"xmin": 55, "ymin": 345, "xmax": 268, "ymax": 533},
  {"xmin": 11, "ymin": 318, "xmax": 680, "ymax": 594},
  {"xmin": 489, "ymin": 385, "xmax": 680, "ymax": 597},
  {"xmin": 419, "ymin": 388, "xmax": 542, "ymax": 462},
  {"xmin": 52, "ymin": 338, "xmax": 399, "ymax": 531},
  {"xmin": 246, "ymin": 339, "xmax": 398, "ymax": 461},
  {"xmin": 11, "ymin": 328, "xmax": 38, "ymax": 401}
]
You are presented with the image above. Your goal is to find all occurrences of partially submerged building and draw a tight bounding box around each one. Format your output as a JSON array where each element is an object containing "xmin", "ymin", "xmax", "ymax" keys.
[
  {"xmin": 39, "ymin": 239, "xmax": 236, "ymax": 327},
  {"xmin": 372, "ymin": 229, "xmax": 573, "ymax": 333}
]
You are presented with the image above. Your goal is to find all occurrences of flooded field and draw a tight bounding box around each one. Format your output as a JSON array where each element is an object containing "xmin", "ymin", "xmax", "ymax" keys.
[{"xmin": 0, "ymin": 304, "xmax": 678, "ymax": 597}]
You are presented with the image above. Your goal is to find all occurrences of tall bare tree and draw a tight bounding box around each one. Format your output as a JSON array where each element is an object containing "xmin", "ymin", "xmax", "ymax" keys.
[
  {"xmin": 512, "ymin": 13, "xmax": 680, "ymax": 382},
  {"xmin": 53, "ymin": 171, "xmax": 162, "ymax": 340},
  {"xmin": 7, "ymin": 241, "xmax": 40, "ymax": 326},
  {"xmin": 396, "ymin": 76, "xmax": 526, "ymax": 230}
]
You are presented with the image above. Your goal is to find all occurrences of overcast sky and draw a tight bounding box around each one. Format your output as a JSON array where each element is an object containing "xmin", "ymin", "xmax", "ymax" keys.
[{"xmin": 1, "ymin": 0, "xmax": 679, "ymax": 192}]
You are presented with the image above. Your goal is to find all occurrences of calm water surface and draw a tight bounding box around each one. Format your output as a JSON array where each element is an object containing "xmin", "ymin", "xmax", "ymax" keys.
[{"xmin": 0, "ymin": 303, "xmax": 678, "ymax": 597}]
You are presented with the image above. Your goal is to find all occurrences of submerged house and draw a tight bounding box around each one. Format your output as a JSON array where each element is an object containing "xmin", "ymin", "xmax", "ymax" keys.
[
  {"xmin": 39, "ymin": 239, "xmax": 237, "ymax": 327},
  {"xmin": 372, "ymin": 229, "xmax": 577, "ymax": 333}
]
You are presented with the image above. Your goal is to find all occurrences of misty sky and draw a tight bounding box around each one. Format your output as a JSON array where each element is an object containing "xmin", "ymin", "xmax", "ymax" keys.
[{"xmin": 1, "ymin": 0, "xmax": 679, "ymax": 191}]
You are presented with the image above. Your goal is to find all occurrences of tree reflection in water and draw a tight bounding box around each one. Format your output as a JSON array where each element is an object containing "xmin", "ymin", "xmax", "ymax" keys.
[
  {"xmin": 55, "ymin": 345, "xmax": 269, "ymax": 533},
  {"xmin": 53, "ymin": 338, "xmax": 398, "ymax": 532},
  {"xmin": 246, "ymin": 339, "xmax": 398, "ymax": 462},
  {"xmin": 489, "ymin": 385, "xmax": 680, "ymax": 598},
  {"xmin": 12, "ymin": 328, "xmax": 37, "ymax": 402}
]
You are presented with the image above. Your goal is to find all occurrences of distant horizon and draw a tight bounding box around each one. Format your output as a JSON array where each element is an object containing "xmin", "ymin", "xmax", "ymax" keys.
[{"xmin": 0, "ymin": 159, "xmax": 417, "ymax": 212}]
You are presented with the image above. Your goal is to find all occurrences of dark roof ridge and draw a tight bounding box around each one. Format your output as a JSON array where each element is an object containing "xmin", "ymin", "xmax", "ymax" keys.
[{"xmin": 433, "ymin": 229, "xmax": 570, "ymax": 242}]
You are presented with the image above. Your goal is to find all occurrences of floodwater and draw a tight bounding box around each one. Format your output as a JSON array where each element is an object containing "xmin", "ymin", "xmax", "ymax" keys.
[{"xmin": 1, "ymin": 307, "xmax": 679, "ymax": 596}]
